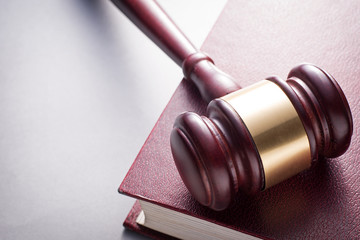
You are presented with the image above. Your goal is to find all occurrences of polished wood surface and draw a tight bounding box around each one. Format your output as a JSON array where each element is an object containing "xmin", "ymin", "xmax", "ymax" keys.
[
  {"xmin": 171, "ymin": 64, "xmax": 353, "ymax": 210},
  {"xmin": 111, "ymin": 0, "xmax": 240, "ymax": 102}
]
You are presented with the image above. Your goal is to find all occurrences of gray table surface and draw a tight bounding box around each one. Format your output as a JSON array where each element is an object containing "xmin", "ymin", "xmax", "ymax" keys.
[{"xmin": 0, "ymin": 1, "xmax": 226, "ymax": 239}]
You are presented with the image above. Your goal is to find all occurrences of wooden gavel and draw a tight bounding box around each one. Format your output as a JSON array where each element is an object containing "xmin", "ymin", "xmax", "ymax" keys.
[{"xmin": 112, "ymin": 0, "xmax": 353, "ymax": 210}]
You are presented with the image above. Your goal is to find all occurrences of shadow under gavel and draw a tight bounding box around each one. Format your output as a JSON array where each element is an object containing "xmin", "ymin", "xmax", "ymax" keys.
[{"xmin": 112, "ymin": 0, "xmax": 353, "ymax": 211}]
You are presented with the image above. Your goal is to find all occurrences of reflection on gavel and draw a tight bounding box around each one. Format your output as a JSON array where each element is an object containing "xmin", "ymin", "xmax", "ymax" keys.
[{"xmin": 112, "ymin": 0, "xmax": 353, "ymax": 210}]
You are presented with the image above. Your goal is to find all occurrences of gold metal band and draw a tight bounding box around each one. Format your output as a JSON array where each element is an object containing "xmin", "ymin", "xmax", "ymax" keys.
[{"xmin": 221, "ymin": 80, "xmax": 311, "ymax": 188}]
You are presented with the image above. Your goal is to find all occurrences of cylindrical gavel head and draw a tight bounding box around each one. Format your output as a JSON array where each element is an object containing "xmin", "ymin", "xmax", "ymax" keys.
[{"xmin": 170, "ymin": 64, "xmax": 353, "ymax": 211}]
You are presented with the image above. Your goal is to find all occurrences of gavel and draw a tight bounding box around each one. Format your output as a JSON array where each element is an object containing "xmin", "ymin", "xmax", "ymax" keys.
[{"xmin": 112, "ymin": 0, "xmax": 353, "ymax": 210}]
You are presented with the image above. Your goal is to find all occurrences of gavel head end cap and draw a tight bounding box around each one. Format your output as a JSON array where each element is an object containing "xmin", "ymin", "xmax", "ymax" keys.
[
  {"xmin": 288, "ymin": 64, "xmax": 353, "ymax": 157},
  {"xmin": 170, "ymin": 112, "xmax": 234, "ymax": 211}
]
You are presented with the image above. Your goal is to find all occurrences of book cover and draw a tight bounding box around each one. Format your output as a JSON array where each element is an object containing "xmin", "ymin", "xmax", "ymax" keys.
[{"xmin": 120, "ymin": 0, "xmax": 360, "ymax": 239}]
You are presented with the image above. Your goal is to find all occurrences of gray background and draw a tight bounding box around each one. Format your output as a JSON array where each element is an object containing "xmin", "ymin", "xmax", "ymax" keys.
[{"xmin": 0, "ymin": 0, "xmax": 226, "ymax": 239}]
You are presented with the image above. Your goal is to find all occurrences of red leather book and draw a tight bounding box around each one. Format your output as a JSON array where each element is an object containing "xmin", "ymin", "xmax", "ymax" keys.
[{"xmin": 120, "ymin": 0, "xmax": 360, "ymax": 239}]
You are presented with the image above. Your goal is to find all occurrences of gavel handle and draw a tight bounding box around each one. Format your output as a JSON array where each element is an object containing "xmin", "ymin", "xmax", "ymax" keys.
[
  {"xmin": 111, "ymin": 0, "xmax": 195, "ymax": 67},
  {"xmin": 111, "ymin": 0, "xmax": 241, "ymax": 102}
]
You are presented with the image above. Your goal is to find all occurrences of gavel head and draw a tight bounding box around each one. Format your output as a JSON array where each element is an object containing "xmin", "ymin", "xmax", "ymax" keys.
[{"xmin": 170, "ymin": 64, "xmax": 353, "ymax": 211}]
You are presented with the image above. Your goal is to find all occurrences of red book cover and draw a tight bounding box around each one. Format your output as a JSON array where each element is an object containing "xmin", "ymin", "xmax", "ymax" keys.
[{"xmin": 120, "ymin": 0, "xmax": 360, "ymax": 239}]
